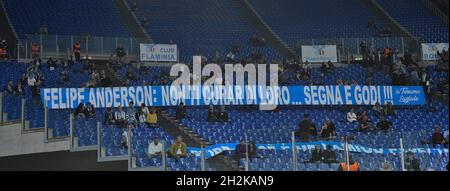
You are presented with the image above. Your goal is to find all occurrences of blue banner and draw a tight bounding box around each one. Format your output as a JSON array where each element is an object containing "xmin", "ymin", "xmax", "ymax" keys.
[
  {"xmin": 187, "ymin": 142, "xmax": 449, "ymax": 159},
  {"xmin": 41, "ymin": 85, "xmax": 426, "ymax": 109}
]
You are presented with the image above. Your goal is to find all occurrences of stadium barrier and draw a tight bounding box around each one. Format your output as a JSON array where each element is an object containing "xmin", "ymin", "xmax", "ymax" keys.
[{"xmin": 97, "ymin": 122, "xmax": 129, "ymax": 162}]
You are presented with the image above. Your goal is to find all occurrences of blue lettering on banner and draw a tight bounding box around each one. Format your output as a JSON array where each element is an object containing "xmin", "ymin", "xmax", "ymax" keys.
[
  {"xmin": 41, "ymin": 85, "xmax": 426, "ymax": 109},
  {"xmin": 187, "ymin": 142, "xmax": 449, "ymax": 159}
]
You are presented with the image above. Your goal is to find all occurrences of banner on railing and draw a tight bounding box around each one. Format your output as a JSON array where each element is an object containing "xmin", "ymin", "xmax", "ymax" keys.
[
  {"xmin": 40, "ymin": 85, "xmax": 425, "ymax": 109},
  {"xmin": 301, "ymin": 45, "xmax": 338, "ymax": 62},
  {"xmin": 421, "ymin": 43, "xmax": 448, "ymax": 61},
  {"xmin": 140, "ymin": 44, "xmax": 178, "ymax": 62},
  {"xmin": 187, "ymin": 142, "xmax": 449, "ymax": 159}
]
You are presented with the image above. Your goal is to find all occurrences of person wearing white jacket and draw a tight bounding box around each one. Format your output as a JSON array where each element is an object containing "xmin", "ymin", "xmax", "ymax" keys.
[{"xmin": 347, "ymin": 108, "xmax": 357, "ymax": 123}]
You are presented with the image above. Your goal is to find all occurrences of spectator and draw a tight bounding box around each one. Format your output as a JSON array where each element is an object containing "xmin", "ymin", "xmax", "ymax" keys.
[
  {"xmin": 337, "ymin": 79, "xmax": 344, "ymax": 86},
  {"xmin": 104, "ymin": 107, "xmax": 115, "ymax": 125},
  {"xmin": 86, "ymin": 102, "xmax": 96, "ymax": 118},
  {"xmin": 217, "ymin": 106, "xmax": 229, "ymax": 122},
  {"xmin": 380, "ymin": 161, "xmax": 393, "ymax": 171},
  {"xmin": 323, "ymin": 145, "xmax": 338, "ymax": 163},
  {"xmin": 356, "ymin": 108, "xmax": 368, "ymax": 122},
  {"xmin": 60, "ymin": 70, "xmax": 70, "ymax": 86},
  {"xmin": 5, "ymin": 80, "xmax": 14, "ymax": 94},
  {"xmin": 121, "ymin": 130, "xmax": 128, "ymax": 149},
  {"xmin": 207, "ymin": 105, "xmax": 218, "ymax": 122},
  {"xmin": 385, "ymin": 102, "xmax": 396, "ymax": 116},
  {"xmin": 295, "ymin": 114, "xmax": 314, "ymax": 142},
  {"xmin": 127, "ymin": 101, "xmax": 137, "ymax": 127},
  {"xmin": 376, "ymin": 116, "xmax": 392, "ymax": 132},
  {"xmin": 405, "ymin": 152, "xmax": 420, "ymax": 171},
  {"xmin": 115, "ymin": 44, "xmax": 126, "ymax": 63},
  {"xmin": 319, "ymin": 119, "xmax": 336, "ymax": 139},
  {"xmin": 136, "ymin": 107, "xmax": 147, "ymax": 125},
  {"xmin": 0, "ymin": 40, "xmax": 7, "ymax": 59},
  {"xmin": 346, "ymin": 108, "xmax": 358, "ymax": 123},
  {"xmin": 73, "ymin": 42, "xmax": 81, "ymax": 62},
  {"xmin": 431, "ymin": 127, "xmax": 446, "ymax": 147},
  {"xmin": 338, "ymin": 155, "xmax": 359, "ymax": 171},
  {"xmin": 372, "ymin": 102, "xmax": 384, "ymax": 116},
  {"xmin": 175, "ymin": 102, "xmax": 187, "ymax": 120},
  {"xmin": 147, "ymin": 138, "xmax": 163, "ymax": 158},
  {"xmin": 74, "ymin": 103, "xmax": 86, "ymax": 118},
  {"xmin": 308, "ymin": 145, "xmax": 323, "ymax": 163},
  {"xmin": 15, "ymin": 80, "xmax": 25, "ymax": 95},
  {"xmin": 147, "ymin": 107, "xmax": 158, "ymax": 127},
  {"xmin": 115, "ymin": 105, "xmax": 127, "ymax": 128},
  {"xmin": 358, "ymin": 119, "xmax": 372, "ymax": 133},
  {"xmin": 31, "ymin": 43, "xmax": 40, "ymax": 59},
  {"xmin": 234, "ymin": 140, "xmax": 247, "ymax": 167},
  {"xmin": 169, "ymin": 136, "xmax": 187, "ymax": 160}
]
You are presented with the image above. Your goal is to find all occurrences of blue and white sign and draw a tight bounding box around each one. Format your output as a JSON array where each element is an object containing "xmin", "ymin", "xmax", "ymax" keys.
[
  {"xmin": 421, "ymin": 43, "xmax": 448, "ymax": 61},
  {"xmin": 140, "ymin": 44, "xmax": 178, "ymax": 62},
  {"xmin": 301, "ymin": 45, "xmax": 338, "ymax": 62},
  {"xmin": 41, "ymin": 85, "xmax": 426, "ymax": 109},
  {"xmin": 187, "ymin": 142, "xmax": 449, "ymax": 159}
]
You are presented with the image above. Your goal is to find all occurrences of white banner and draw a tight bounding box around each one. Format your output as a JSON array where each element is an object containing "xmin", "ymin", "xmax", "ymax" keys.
[
  {"xmin": 301, "ymin": 45, "xmax": 337, "ymax": 63},
  {"xmin": 140, "ymin": 44, "xmax": 178, "ymax": 62},
  {"xmin": 421, "ymin": 43, "xmax": 448, "ymax": 61}
]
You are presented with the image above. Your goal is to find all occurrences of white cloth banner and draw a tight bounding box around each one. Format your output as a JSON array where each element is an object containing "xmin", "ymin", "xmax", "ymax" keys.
[
  {"xmin": 301, "ymin": 45, "xmax": 338, "ymax": 63},
  {"xmin": 140, "ymin": 44, "xmax": 178, "ymax": 62},
  {"xmin": 421, "ymin": 43, "xmax": 449, "ymax": 61}
]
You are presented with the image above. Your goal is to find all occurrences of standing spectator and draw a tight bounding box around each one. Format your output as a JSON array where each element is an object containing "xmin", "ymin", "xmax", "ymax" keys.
[
  {"xmin": 372, "ymin": 102, "xmax": 384, "ymax": 116},
  {"xmin": 146, "ymin": 108, "xmax": 158, "ymax": 127},
  {"xmin": 73, "ymin": 42, "xmax": 81, "ymax": 62},
  {"xmin": 234, "ymin": 140, "xmax": 247, "ymax": 167},
  {"xmin": 15, "ymin": 80, "xmax": 25, "ymax": 95},
  {"xmin": 169, "ymin": 136, "xmax": 187, "ymax": 160},
  {"xmin": 147, "ymin": 138, "xmax": 163, "ymax": 158},
  {"xmin": 115, "ymin": 105, "xmax": 127, "ymax": 128},
  {"xmin": 127, "ymin": 101, "xmax": 137, "ymax": 127},
  {"xmin": 115, "ymin": 44, "xmax": 126, "ymax": 64},
  {"xmin": 346, "ymin": 108, "xmax": 358, "ymax": 123},
  {"xmin": 31, "ymin": 43, "xmax": 40, "ymax": 59},
  {"xmin": 175, "ymin": 102, "xmax": 187, "ymax": 120},
  {"xmin": 104, "ymin": 107, "xmax": 115, "ymax": 125},
  {"xmin": 405, "ymin": 152, "xmax": 420, "ymax": 171},
  {"xmin": 431, "ymin": 127, "xmax": 446, "ymax": 147},
  {"xmin": 295, "ymin": 114, "xmax": 314, "ymax": 142},
  {"xmin": 385, "ymin": 102, "xmax": 396, "ymax": 116}
]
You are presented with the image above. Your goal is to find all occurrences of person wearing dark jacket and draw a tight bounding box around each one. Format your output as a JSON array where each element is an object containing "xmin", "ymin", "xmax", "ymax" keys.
[
  {"xmin": 207, "ymin": 105, "xmax": 218, "ymax": 122},
  {"xmin": 86, "ymin": 102, "xmax": 96, "ymax": 118},
  {"xmin": 217, "ymin": 106, "xmax": 229, "ymax": 122},
  {"xmin": 323, "ymin": 145, "xmax": 338, "ymax": 163},
  {"xmin": 308, "ymin": 145, "xmax": 323, "ymax": 163},
  {"xmin": 104, "ymin": 107, "xmax": 115, "ymax": 124},
  {"xmin": 74, "ymin": 103, "xmax": 86, "ymax": 118},
  {"xmin": 431, "ymin": 127, "xmax": 446, "ymax": 147},
  {"xmin": 295, "ymin": 114, "xmax": 313, "ymax": 142},
  {"xmin": 405, "ymin": 152, "xmax": 421, "ymax": 171},
  {"xmin": 175, "ymin": 102, "xmax": 187, "ymax": 120},
  {"xmin": 376, "ymin": 116, "xmax": 392, "ymax": 132}
]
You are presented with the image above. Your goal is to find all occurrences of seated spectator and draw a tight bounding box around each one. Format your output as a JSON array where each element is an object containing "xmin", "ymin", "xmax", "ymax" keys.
[
  {"xmin": 147, "ymin": 138, "xmax": 163, "ymax": 158},
  {"xmin": 346, "ymin": 108, "xmax": 358, "ymax": 123},
  {"xmin": 358, "ymin": 119, "xmax": 372, "ymax": 132},
  {"xmin": 372, "ymin": 102, "xmax": 384, "ymax": 116},
  {"xmin": 376, "ymin": 116, "xmax": 392, "ymax": 132},
  {"xmin": 319, "ymin": 120, "xmax": 336, "ymax": 139},
  {"xmin": 136, "ymin": 107, "xmax": 147, "ymax": 125},
  {"xmin": 338, "ymin": 155, "xmax": 359, "ymax": 171},
  {"xmin": 295, "ymin": 114, "xmax": 313, "ymax": 142},
  {"xmin": 337, "ymin": 79, "xmax": 344, "ymax": 86},
  {"xmin": 234, "ymin": 140, "xmax": 248, "ymax": 167},
  {"xmin": 74, "ymin": 103, "xmax": 86, "ymax": 118},
  {"xmin": 104, "ymin": 107, "xmax": 115, "ymax": 125},
  {"xmin": 115, "ymin": 105, "xmax": 127, "ymax": 128},
  {"xmin": 307, "ymin": 145, "xmax": 323, "ymax": 163},
  {"xmin": 121, "ymin": 130, "xmax": 128, "ymax": 149},
  {"xmin": 15, "ymin": 81, "xmax": 25, "ymax": 95},
  {"xmin": 140, "ymin": 103, "xmax": 149, "ymax": 115},
  {"xmin": 356, "ymin": 108, "xmax": 368, "ymax": 122},
  {"xmin": 248, "ymin": 141, "xmax": 257, "ymax": 159},
  {"xmin": 175, "ymin": 102, "xmax": 187, "ymax": 120},
  {"xmin": 323, "ymin": 145, "xmax": 338, "ymax": 163},
  {"xmin": 207, "ymin": 105, "xmax": 219, "ymax": 122},
  {"xmin": 380, "ymin": 161, "xmax": 393, "ymax": 171},
  {"xmin": 431, "ymin": 127, "xmax": 446, "ymax": 147},
  {"xmin": 169, "ymin": 136, "xmax": 187, "ymax": 160},
  {"xmin": 385, "ymin": 102, "xmax": 396, "ymax": 116},
  {"xmin": 147, "ymin": 108, "xmax": 158, "ymax": 127},
  {"xmin": 86, "ymin": 102, "xmax": 96, "ymax": 118},
  {"xmin": 217, "ymin": 106, "xmax": 229, "ymax": 122},
  {"xmin": 405, "ymin": 152, "xmax": 420, "ymax": 171}
]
